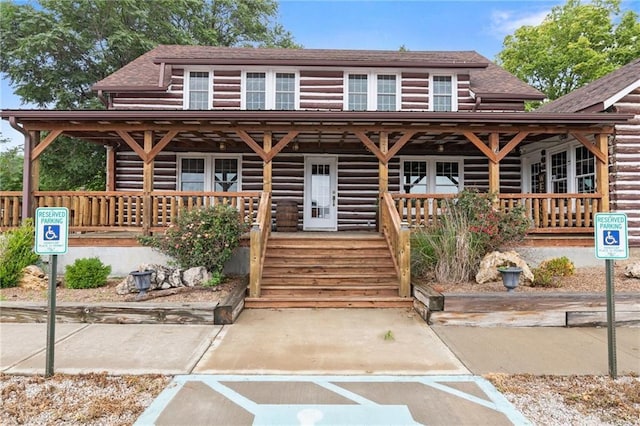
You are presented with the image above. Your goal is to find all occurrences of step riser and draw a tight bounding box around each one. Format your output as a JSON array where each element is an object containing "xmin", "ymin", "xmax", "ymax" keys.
[
  {"xmin": 261, "ymin": 278, "xmax": 399, "ymax": 286},
  {"xmin": 245, "ymin": 300, "xmax": 414, "ymax": 309},
  {"xmin": 262, "ymin": 267, "xmax": 396, "ymax": 275},
  {"xmin": 265, "ymin": 249, "xmax": 391, "ymax": 258},
  {"xmin": 260, "ymin": 288, "xmax": 400, "ymax": 297}
]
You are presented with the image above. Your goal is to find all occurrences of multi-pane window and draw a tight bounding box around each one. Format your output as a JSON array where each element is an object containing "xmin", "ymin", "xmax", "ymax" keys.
[
  {"xmin": 403, "ymin": 161, "xmax": 428, "ymax": 193},
  {"xmin": 179, "ymin": 157, "xmax": 240, "ymax": 192},
  {"xmin": 530, "ymin": 162, "xmax": 544, "ymax": 193},
  {"xmin": 550, "ymin": 151, "xmax": 568, "ymax": 193},
  {"xmin": 348, "ymin": 74, "xmax": 368, "ymax": 111},
  {"xmin": 180, "ymin": 158, "xmax": 205, "ymax": 191},
  {"xmin": 245, "ymin": 72, "xmax": 266, "ymax": 110},
  {"xmin": 187, "ymin": 72, "xmax": 210, "ymax": 110},
  {"xmin": 275, "ymin": 73, "xmax": 295, "ymax": 110},
  {"xmin": 214, "ymin": 158, "xmax": 239, "ymax": 192},
  {"xmin": 435, "ymin": 161, "xmax": 460, "ymax": 193},
  {"xmin": 575, "ymin": 146, "xmax": 595, "ymax": 193},
  {"xmin": 377, "ymin": 75, "xmax": 397, "ymax": 111},
  {"xmin": 432, "ymin": 76, "xmax": 453, "ymax": 112}
]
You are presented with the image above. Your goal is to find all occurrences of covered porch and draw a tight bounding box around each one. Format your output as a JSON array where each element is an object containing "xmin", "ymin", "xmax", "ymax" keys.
[{"xmin": 0, "ymin": 110, "xmax": 628, "ymax": 302}]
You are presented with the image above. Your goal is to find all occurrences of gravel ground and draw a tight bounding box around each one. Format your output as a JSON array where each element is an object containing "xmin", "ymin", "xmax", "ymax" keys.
[{"xmin": 1, "ymin": 373, "xmax": 638, "ymax": 425}]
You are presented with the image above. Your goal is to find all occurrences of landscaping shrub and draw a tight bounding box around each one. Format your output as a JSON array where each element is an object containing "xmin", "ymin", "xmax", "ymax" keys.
[
  {"xmin": 138, "ymin": 204, "xmax": 247, "ymax": 274},
  {"xmin": 0, "ymin": 219, "xmax": 40, "ymax": 288},
  {"xmin": 64, "ymin": 257, "xmax": 111, "ymax": 289},
  {"xmin": 530, "ymin": 256, "xmax": 575, "ymax": 288},
  {"xmin": 411, "ymin": 189, "xmax": 530, "ymax": 283}
]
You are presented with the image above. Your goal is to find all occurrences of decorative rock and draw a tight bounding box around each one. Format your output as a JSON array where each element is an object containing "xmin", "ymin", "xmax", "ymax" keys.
[
  {"xmin": 115, "ymin": 264, "xmax": 212, "ymax": 294},
  {"xmin": 475, "ymin": 251, "xmax": 534, "ymax": 284},
  {"xmin": 624, "ymin": 262, "xmax": 640, "ymax": 279},
  {"xmin": 183, "ymin": 267, "xmax": 211, "ymax": 287},
  {"xmin": 18, "ymin": 265, "xmax": 48, "ymax": 290}
]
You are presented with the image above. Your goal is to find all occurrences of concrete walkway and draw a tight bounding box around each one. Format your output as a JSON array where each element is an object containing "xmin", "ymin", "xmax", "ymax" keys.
[{"xmin": 2, "ymin": 308, "xmax": 639, "ymax": 425}]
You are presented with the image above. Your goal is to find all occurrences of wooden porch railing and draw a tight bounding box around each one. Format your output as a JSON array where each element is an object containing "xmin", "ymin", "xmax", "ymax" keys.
[
  {"xmin": 1, "ymin": 191, "xmax": 261, "ymax": 233},
  {"xmin": 391, "ymin": 192, "xmax": 603, "ymax": 233},
  {"xmin": 0, "ymin": 191, "xmax": 22, "ymax": 230},
  {"xmin": 380, "ymin": 193, "xmax": 411, "ymax": 297},
  {"xmin": 249, "ymin": 191, "xmax": 272, "ymax": 298},
  {"xmin": 498, "ymin": 193, "xmax": 602, "ymax": 233}
]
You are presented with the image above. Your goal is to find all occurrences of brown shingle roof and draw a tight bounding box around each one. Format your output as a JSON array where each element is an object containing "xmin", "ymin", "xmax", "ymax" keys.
[
  {"xmin": 538, "ymin": 57, "xmax": 640, "ymax": 113},
  {"xmin": 92, "ymin": 45, "xmax": 543, "ymax": 99}
]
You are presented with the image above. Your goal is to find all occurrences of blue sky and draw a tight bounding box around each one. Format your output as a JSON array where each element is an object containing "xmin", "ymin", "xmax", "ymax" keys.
[{"xmin": 2, "ymin": 0, "xmax": 639, "ymax": 151}]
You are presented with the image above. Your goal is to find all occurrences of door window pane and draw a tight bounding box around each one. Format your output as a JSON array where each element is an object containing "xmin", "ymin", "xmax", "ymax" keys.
[
  {"xmin": 311, "ymin": 164, "xmax": 331, "ymax": 218},
  {"xmin": 246, "ymin": 72, "xmax": 266, "ymax": 110},
  {"xmin": 214, "ymin": 158, "xmax": 238, "ymax": 192},
  {"xmin": 433, "ymin": 76, "xmax": 452, "ymax": 111},
  {"xmin": 575, "ymin": 146, "xmax": 595, "ymax": 193},
  {"xmin": 275, "ymin": 73, "xmax": 295, "ymax": 110},
  {"xmin": 530, "ymin": 162, "xmax": 545, "ymax": 193},
  {"xmin": 551, "ymin": 151, "xmax": 568, "ymax": 193},
  {"xmin": 180, "ymin": 158, "xmax": 205, "ymax": 191},
  {"xmin": 435, "ymin": 161, "xmax": 460, "ymax": 193},
  {"xmin": 188, "ymin": 72, "xmax": 209, "ymax": 110},
  {"xmin": 348, "ymin": 74, "xmax": 368, "ymax": 111},
  {"xmin": 377, "ymin": 75, "xmax": 396, "ymax": 111},
  {"xmin": 403, "ymin": 161, "xmax": 428, "ymax": 193}
]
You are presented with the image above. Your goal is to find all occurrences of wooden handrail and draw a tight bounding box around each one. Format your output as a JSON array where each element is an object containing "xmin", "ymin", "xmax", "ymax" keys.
[
  {"xmin": 381, "ymin": 192, "xmax": 411, "ymax": 297},
  {"xmin": 249, "ymin": 191, "xmax": 272, "ymax": 298}
]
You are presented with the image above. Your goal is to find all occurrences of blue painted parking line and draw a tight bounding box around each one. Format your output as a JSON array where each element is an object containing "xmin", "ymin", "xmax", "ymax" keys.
[{"xmin": 135, "ymin": 375, "xmax": 531, "ymax": 426}]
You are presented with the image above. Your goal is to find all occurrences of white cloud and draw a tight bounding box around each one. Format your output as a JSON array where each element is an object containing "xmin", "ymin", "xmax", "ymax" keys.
[{"xmin": 489, "ymin": 8, "xmax": 550, "ymax": 38}]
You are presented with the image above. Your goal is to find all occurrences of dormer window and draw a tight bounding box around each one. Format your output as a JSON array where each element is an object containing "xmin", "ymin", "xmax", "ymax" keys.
[
  {"xmin": 243, "ymin": 71, "xmax": 298, "ymax": 110},
  {"xmin": 431, "ymin": 75, "xmax": 457, "ymax": 111},
  {"xmin": 345, "ymin": 73, "xmax": 399, "ymax": 111},
  {"xmin": 186, "ymin": 71, "xmax": 212, "ymax": 110}
]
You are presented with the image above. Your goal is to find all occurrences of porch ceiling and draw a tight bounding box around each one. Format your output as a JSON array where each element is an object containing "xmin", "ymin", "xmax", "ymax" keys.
[{"xmin": 2, "ymin": 109, "xmax": 630, "ymax": 152}]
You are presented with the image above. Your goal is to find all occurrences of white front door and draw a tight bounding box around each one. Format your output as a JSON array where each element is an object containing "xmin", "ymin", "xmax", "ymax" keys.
[{"xmin": 304, "ymin": 156, "xmax": 337, "ymax": 230}]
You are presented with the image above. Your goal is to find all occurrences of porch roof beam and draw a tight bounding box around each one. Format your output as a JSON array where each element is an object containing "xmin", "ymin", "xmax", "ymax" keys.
[
  {"xmin": 235, "ymin": 130, "xmax": 268, "ymax": 162},
  {"xmin": 354, "ymin": 131, "xmax": 387, "ymax": 163},
  {"xmin": 116, "ymin": 130, "xmax": 148, "ymax": 162},
  {"xmin": 495, "ymin": 131, "xmax": 529, "ymax": 163},
  {"xmin": 18, "ymin": 122, "xmax": 617, "ymax": 136},
  {"xmin": 265, "ymin": 131, "xmax": 300, "ymax": 163},
  {"xmin": 570, "ymin": 132, "xmax": 607, "ymax": 164},
  {"xmin": 463, "ymin": 131, "xmax": 497, "ymax": 163},
  {"xmin": 30, "ymin": 130, "xmax": 63, "ymax": 160}
]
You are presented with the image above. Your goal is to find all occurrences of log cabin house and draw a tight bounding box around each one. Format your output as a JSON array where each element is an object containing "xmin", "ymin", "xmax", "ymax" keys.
[
  {"xmin": 0, "ymin": 46, "xmax": 632, "ymax": 307},
  {"xmin": 538, "ymin": 57, "xmax": 640, "ymax": 247}
]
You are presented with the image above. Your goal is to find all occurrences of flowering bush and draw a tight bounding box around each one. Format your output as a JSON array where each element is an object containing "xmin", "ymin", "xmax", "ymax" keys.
[
  {"xmin": 412, "ymin": 189, "xmax": 530, "ymax": 283},
  {"xmin": 139, "ymin": 204, "xmax": 248, "ymax": 274}
]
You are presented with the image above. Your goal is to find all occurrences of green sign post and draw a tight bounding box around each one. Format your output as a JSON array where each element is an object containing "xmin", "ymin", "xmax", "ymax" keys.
[
  {"xmin": 594, "ymin": 212, "xmax": 628, "ymax": 379},
  {"xmin": 35, "ymin": 207, "xmax": 69, "ymax": 377}
]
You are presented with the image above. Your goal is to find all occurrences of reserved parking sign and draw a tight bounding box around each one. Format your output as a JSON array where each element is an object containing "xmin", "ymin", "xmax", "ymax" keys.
[
  {"xmin": 35, "ymin": 207, "xmax": 69, "ymax": 255},
  {"xmin": 594, "ymin": 213, "xmax": 628, "ymax": 260}
]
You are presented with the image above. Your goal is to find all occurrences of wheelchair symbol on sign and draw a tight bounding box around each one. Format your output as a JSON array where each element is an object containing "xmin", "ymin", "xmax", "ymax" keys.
[
  {"xmin": 44, "ymin": 225, "xmax": 60, "ymax": 241},
  {"xmin": 603, "ymin": 230, "xmax": 619, "ymax": 246}
]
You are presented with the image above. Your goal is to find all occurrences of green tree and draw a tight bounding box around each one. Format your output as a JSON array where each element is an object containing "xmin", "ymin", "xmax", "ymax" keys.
[
  {"xmin": 0, "ymin": 136, "xmax": 23, "ymax": 191},
  {"xmin": 497, "ymin": 0, "xmax": 640, "ymax": 100},
  {"xmin": 0, "ymin": 0, "xmax": 298, "ymax": 190}
]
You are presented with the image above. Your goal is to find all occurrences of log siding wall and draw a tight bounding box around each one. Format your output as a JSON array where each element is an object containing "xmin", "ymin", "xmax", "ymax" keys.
[
  {"xmin": 108, "ymin": 66, "xmax": 528, "ymax": 112},
  {"xmin": 113, "ymin": 150, "xmax": 513, "ymax": 230},
  {"xmin": 611, "ymin": 87, "xmax": 640, "ymax": 246}
]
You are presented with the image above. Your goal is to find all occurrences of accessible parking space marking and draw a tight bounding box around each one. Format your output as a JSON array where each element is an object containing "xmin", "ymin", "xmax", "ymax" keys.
[{"xmin": 135, "ymin": 375, "xmax": 531, "ymax": 425}]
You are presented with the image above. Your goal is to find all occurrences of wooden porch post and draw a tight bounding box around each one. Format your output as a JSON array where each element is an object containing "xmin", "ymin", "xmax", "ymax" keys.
[
  {"xmin": 488, "ymin": 133, "xmax": 500, "ymax": 204},
  {"xmin": 263, "ymin": 132, "xmax": 272, "ymax": 194},
  {"xmin": 142, "ymin": 131, "xmax": 154, "ymax": 234},
  {"xmin": 596, "ymin": 133, "xmax": 610, "ymax": 212},
  {"xmin": 378, "ymin": 132, "xmax": 388, "ymax": 232},
  {"xmin": 20, "ymin": 131, "xmax": 33, "ymax": 220},
  {"xmin": 106, "ymin": 145, "xmax": 116, "ymax": 191}
]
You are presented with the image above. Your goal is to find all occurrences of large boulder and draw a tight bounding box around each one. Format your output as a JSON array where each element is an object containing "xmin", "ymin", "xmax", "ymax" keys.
[
  {"xmin": 475, "ymin": 251, "xmax": 533, "ymax": 284},
  {"xmin": 115, "ymin": 264, "xmax": 211, "ymax": 294},
  {"xmin": 624, "ymin": 262, "xmax": 640, "ymax": 279},
  {"xmin": 18, "ymin": 265, "xmax": 48, "ymax": 290}
]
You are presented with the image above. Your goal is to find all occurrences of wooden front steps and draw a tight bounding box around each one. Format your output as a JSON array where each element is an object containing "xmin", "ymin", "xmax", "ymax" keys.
[{"xmin": 245, "ymin": 232, "xmax": 413, "ymax": 308}]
